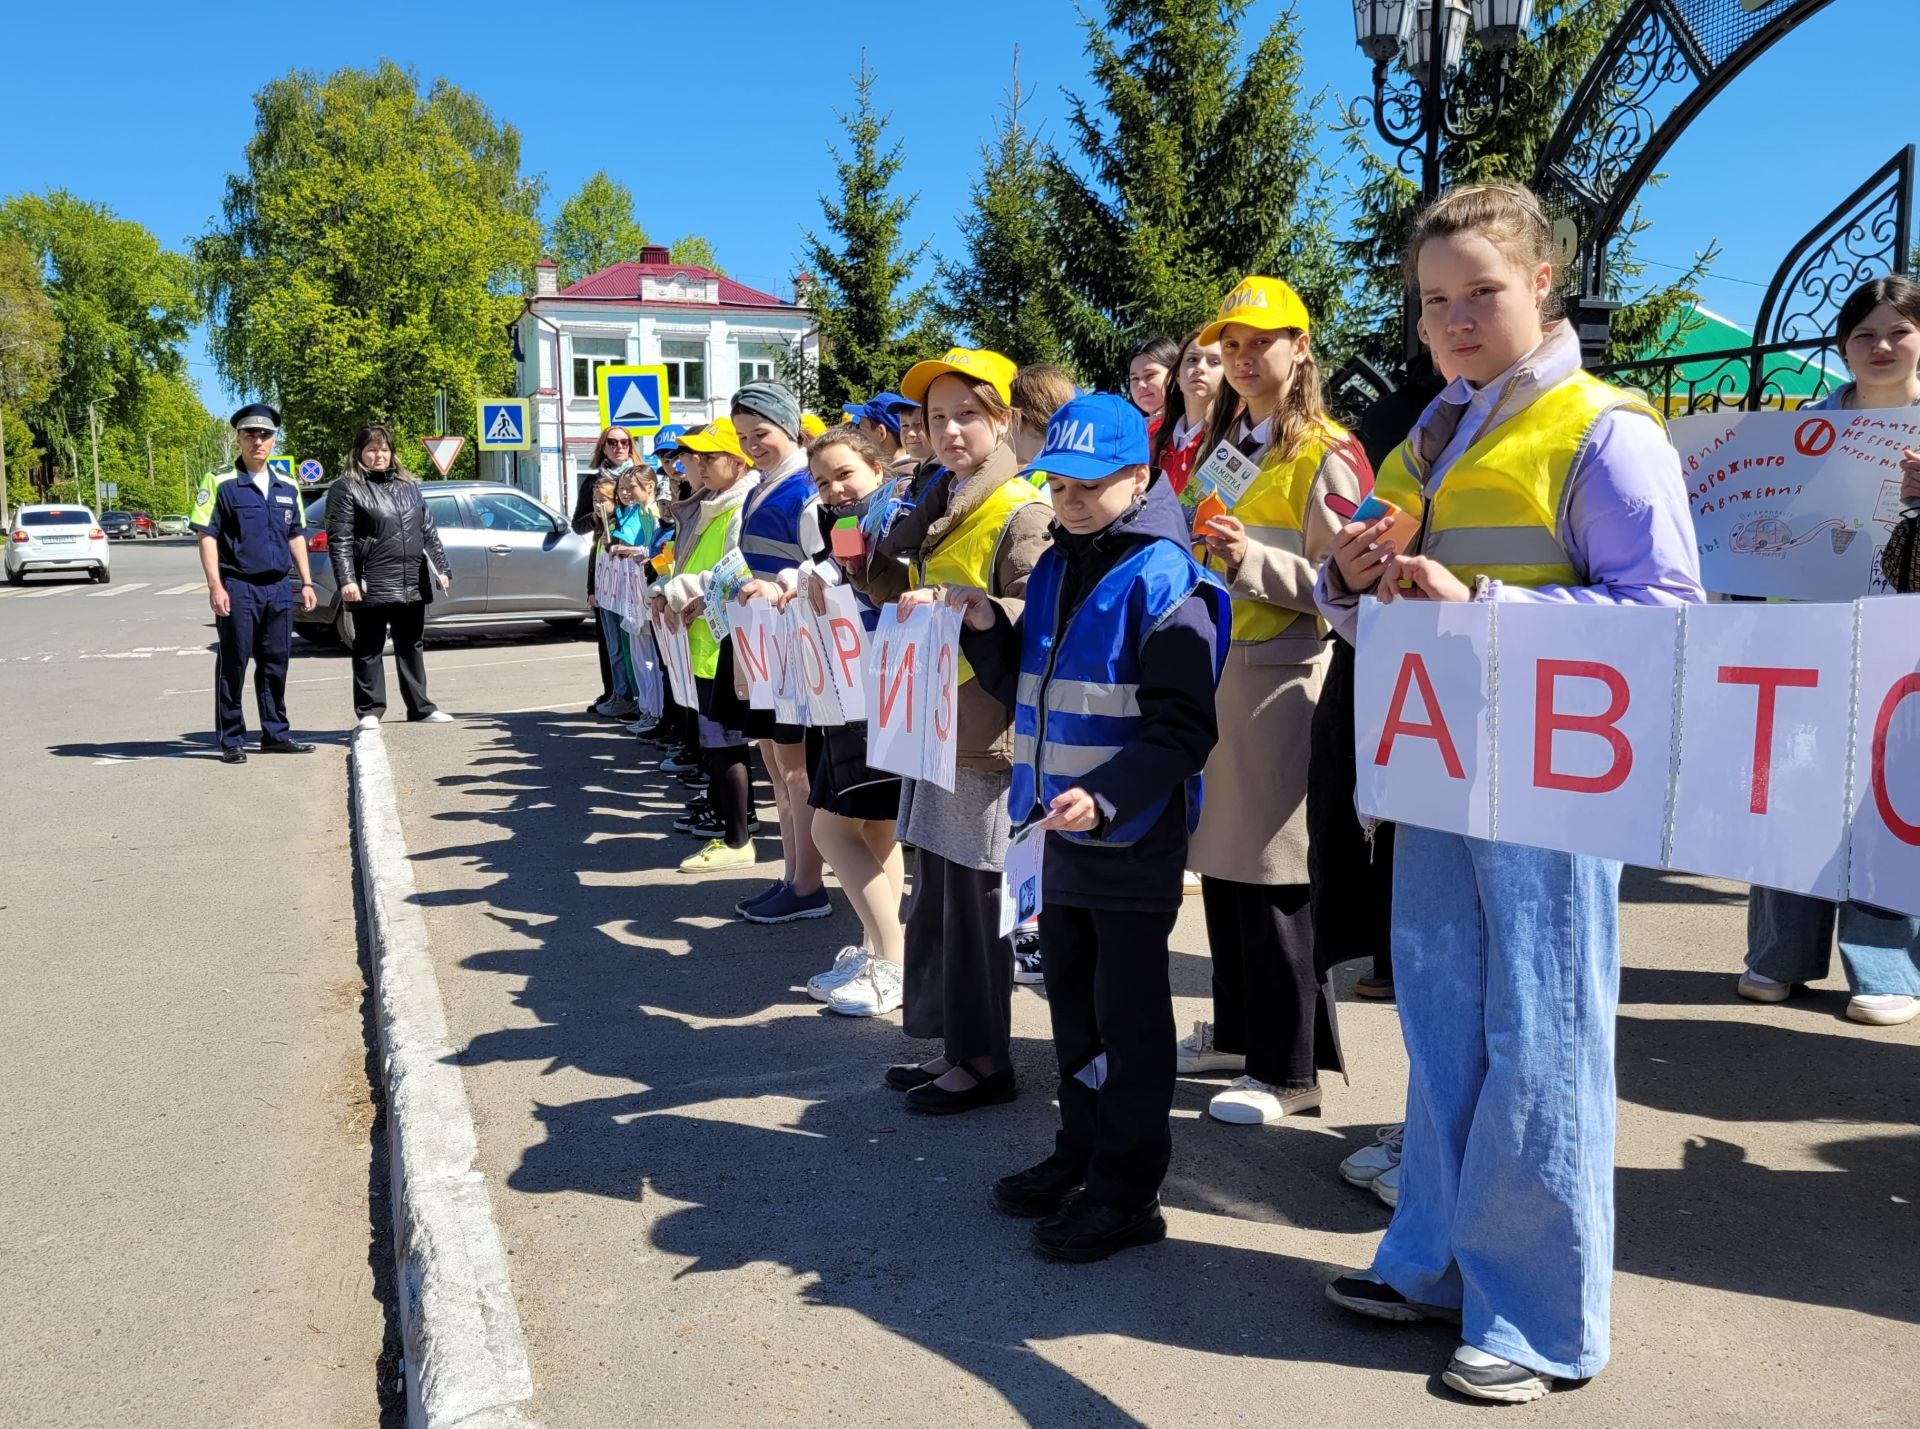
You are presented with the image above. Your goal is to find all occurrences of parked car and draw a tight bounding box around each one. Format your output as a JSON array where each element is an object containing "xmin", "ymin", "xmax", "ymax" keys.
[
  {"xmin": 294, "ymin": 480, "xmax": 591, "ymax": 644},
  {"xmin": 101, "ymin": 510, "xmax": 158, "ymax": 540},
  {"xmin": 156, "ymin": 513, "xmax": 189, "ymax": 536},
  {"xmin": 6, "ymin": 504, "xmax": 111, "ymax": 584}
]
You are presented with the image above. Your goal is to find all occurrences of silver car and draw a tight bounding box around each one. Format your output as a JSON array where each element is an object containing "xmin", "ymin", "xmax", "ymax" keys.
[{"xmin": 294, "ymin": 480, "xmax": 593, "ymax": 644}]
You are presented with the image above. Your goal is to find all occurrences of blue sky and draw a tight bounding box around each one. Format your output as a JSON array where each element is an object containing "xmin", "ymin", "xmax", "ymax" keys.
[{"xmin": 0, "ymin": 0, "xmax": 1907, "ymax": 405}]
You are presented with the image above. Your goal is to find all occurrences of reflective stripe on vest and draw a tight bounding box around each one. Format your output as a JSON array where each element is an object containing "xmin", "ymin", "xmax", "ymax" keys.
[
  {"xmin": 1373, "ymin": 370, "xmax": 1661, "ymax": 590},
  {"xmin": 681, "ymin": 506, "xmax": 741, "ymax": 679},
  {"xmin": 1200, "ymin": 421, "xmax": 1353, "ymax": 644},
  {"xmin": 738, "ymin": 470, "xmax": 816, "ymax": 580},
  {"xmin": 1008, "ymin": 539, "xmax": 1230, "ymax": 847},
  {"xmin": 915, "ymin": 474, "xmax": 1047, "ymax": 685}
]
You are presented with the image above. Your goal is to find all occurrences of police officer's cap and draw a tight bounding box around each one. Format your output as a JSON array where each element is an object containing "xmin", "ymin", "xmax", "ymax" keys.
[{"xmin": 230, "ymin": 402, "xmax": 281, "ymax": 432}]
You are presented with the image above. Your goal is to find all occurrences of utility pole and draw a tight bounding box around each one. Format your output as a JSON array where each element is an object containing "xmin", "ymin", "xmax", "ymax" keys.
[
  {"xmin": 86, "ymin": 400, "xmax": 104, "ymax": 512},
  {"xmin": 1, "ymin": 410, "xmax": 9, "ymax": 528},
  {"xmin": 145, "ymin": 431, "xmax": 154, "ymax": 492}
]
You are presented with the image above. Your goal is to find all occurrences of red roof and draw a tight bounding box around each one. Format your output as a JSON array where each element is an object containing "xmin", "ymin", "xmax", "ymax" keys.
[{"xmin": 560, "ymin": 259, "xmax": 795, "ymax": 311}]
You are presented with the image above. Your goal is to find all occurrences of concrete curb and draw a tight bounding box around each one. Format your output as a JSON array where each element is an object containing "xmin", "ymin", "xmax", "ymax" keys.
[{"xmin": 350, "ymin": 727, "xmax": 539, "ymax": 1429}]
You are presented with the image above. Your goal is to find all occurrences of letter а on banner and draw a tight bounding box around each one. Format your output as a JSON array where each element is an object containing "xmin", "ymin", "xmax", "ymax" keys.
[{"xmin": 1354, "ymin": 600, "xmax": 1492, "ymax": 838}]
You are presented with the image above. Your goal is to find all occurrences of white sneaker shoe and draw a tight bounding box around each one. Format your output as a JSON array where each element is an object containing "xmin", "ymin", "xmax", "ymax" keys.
[
  {"xmin": 827, "ymin": 958, "xmax": 904, "ymax": 1016},
  {"xmin": 417, "ymin": 710, "xmax": 453, "ymax": 723},
  {"xmin": 1182, "ymin": 870, "xmax": 1203, "ymax": 896},
  {"xmin": 1847, "ymin": 993, "xmax": 1920, "ymax": 1026},
  {"xmin": 1443, "ymin": 1345, "xmax": 1552, "ymax": 1404},
  {"xmin": 1339, "ymin": 1123, "xmax": 1404, "ymax": 1188},
  {"xmin": 1738, "ymin": 970, "xmax": 1793, "ymax": 1003},
  {"xmin": 806, "ymin": 946, "xmax": 870, "ymax": 1003},
  {"xmin": 1207, "ymin": 1076, "xmax": 1321, "ymax": 1125},
  {"xmin": 355, "ymin": 714, "xmax": 380, "ymax": 731},
  {"xmin": 1175, "ymin": 1020, "xmax": 1245, "ymax": 1075},
  {"xmin": 1373, "ymin": 1162, "xmax": 1401, "ymax": 1207}
]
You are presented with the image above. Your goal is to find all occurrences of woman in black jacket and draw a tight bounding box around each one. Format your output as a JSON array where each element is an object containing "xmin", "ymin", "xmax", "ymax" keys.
[{"xmin": 327, "ymin": 424, "xmax": 452, "ymax": 728}]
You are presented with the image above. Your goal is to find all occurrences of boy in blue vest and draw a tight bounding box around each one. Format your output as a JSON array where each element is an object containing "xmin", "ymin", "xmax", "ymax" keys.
[{"xmin": 938, "ymin": 392, "xmax": 1228, "ymax": 1261}]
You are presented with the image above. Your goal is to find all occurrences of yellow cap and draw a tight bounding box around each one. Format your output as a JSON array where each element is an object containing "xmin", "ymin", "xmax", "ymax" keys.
[
  {"xmin": 800, "ymin": 411, "xmax": 827, "ymax": 439},
  {"xmin": 678, "ymin": 417, "xmax": 747, "ymax": 462},
  {"xmin": 900, "ymin": 347, "xmax": 1017, "ymax": 406},
  {"xmin": 1197, "ymin": 276, "xmax": 1312, "ymax": 345}
]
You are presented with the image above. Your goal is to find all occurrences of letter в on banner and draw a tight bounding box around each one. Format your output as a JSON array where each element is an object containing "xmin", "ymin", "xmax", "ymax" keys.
[
  {"xmin": 1495, "ymin": 603, "xmax": 1680, "ymax": 868},
  {"xmin": 1846, "ymin": 595, "xmax": 1920, "ymax": 916},
  {"xmin": 1668, "ymin": 601, "xmax": 1856, "ymax": 898},
  {"xmin": 1353, "ymin": 599, "xmax": 1492, "ymax": 839}
]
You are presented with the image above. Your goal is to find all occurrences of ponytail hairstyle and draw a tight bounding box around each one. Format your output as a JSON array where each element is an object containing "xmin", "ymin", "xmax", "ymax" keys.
[
  {"xmin": 1402, "ymin": 181, "xmax": 1561, "ymax": 321},
  {"xmin": 1199, "ymin": 330, "xmax": 1335, "ymax": 466},
  {"xmin": 1150, "ymin": 326, "xmax": 1213, "ymax": 472}
]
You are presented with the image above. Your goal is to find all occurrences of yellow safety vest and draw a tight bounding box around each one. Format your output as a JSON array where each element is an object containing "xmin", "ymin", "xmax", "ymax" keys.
[
  {"xmin": 914, "ymin": 473, "xmax": 1047, "ymax": 685},
  {"xmin": 680, "ymin": 504, "xmax": 740, "ymax": 679},
  {"xmin": 1373, "ymin": 371, "xmax": 1661, "ymax": 590},
  {"xmin": 1201, "ymin": 420, "xmax": 1354, "ymax": 644}
]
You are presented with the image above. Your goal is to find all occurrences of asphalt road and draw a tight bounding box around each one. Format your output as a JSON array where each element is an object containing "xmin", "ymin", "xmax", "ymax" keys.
[
  {"xmin": 381, "ymin": 644, "xmax": 1919, "ymax": 1426},
  {"xmin": 0, "ymin": 541, "xmax": 594, "ymax": 1427}
]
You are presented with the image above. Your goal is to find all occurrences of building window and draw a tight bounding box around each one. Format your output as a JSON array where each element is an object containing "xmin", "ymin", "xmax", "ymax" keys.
[
  {"xmin": 737, "ymin": 340, "xmax": 778, "ymax": 388},
  {"xmin": 662, "ymin": 340, "xmax": 706, "ymax": 401},
  {"xmin": 570, "ymin": 336, "xmax": 626, "ymax": 398}
]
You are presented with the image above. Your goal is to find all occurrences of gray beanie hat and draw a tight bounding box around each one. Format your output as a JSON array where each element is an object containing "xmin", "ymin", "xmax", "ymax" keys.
[{"xmin": 731, "ymin": 381, "xmax": 803, "ymax": 440}]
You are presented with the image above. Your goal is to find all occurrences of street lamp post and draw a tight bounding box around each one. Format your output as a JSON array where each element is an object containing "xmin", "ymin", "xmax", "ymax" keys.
[{"xmin": 1350, "ymin": 1, "xmax": 1537, "ymax": 372}]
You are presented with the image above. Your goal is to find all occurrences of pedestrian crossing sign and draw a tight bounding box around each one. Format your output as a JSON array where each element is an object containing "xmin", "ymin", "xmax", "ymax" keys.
[
  {"xmin": 266, "ymin": 457, "xmax": 295, "ymax": 480},
  {"xmin": 597, "ymin": 365, "xmax": 671, "ymax": 436},
  {"xmin": 477, "ymin": 397, "xmax": 532, "ymax": 451}
]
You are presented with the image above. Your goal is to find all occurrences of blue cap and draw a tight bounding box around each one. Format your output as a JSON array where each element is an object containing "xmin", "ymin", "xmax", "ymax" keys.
[
  {"xmin": 845, "ymin": 392, "xmax": 915, "ymax": 437},
  {"xmin": 652, "ymin": 423, "xmax": 688, "ymax": 453},
  {"xmin": 1019, "ymin": 393, "xmax": 1149, "ymax": 482}
]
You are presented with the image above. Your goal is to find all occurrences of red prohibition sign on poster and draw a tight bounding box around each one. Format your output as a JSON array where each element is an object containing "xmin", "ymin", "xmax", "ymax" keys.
[{"xmin": 1793, "ymin": 417, "xmax": 1836, "ymax": 458}]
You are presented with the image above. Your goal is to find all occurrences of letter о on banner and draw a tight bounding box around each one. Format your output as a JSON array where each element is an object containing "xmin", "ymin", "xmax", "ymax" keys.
[
  {"xmin": 1354, "ymin": 600, "xmax": 1493, "ymax": 837},
  {"xmin": 1849, "ymin": 596, "xmax": 1920, "ymax": 908}
]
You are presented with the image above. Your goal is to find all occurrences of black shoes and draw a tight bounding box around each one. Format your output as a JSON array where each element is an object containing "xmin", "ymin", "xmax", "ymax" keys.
[
  {"xmin": 1031, "ymin": 1196, "xmax": 1167, "ymax": 1262},
  {"xmin": 992, "ymin": 1153, "xmax": 1087, "ymax": 1218},
  {"xmin": 1324, "ymin": 1272, "xmax": 1461, "ymax": 1324},
  {"xmin": 904, "ymin": 1066, "xmax": 1016, "ymax": 1115},
  {"xmin": 220, "ymin": 747, "xmax": 247, "ymax": 765},
  {"xmin": 259, "ymin": 738, "xmax": 315, "ymax": 754},
  {"xmin": 884, "ymin": 1061, "xmax": 938, "ymax": 1091}
]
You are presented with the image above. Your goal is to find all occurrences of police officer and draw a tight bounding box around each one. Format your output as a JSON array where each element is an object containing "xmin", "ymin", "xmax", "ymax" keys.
[{"xmin": 189, "ymin": 403, "xmax": 319, "ymax": 764}]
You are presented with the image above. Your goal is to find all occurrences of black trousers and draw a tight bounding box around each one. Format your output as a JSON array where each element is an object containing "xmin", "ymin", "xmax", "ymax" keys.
[
  {"xmin": 214, "ymin": 576, "xmax": 292, "ymax": 749},
  {"xmin": 1307, "ymin": 637, "xmax": 1396, "ymax": 982},
  {"xmin": 903, "ymin": 852, "xmax": 1013, "ymax": 1065},
  {"xmin": 1041, "ymin": 902, "xmax": 1179, "ymax": 1210},
  {"xmin": 350, "ymin": 601, "xmax": 435, "ymax": 719},
  {"xmin": 1200, "ymin": 877, "xmax": 1343, "ymax": 1089}
]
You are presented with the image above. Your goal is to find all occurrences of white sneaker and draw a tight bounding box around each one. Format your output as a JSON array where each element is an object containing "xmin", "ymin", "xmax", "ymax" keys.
[
  {"xmin": 1443, "ymin": 1345, "xmax": 1552, "ymax": 1404},
  {"xmin": 1339, "ymin": 1123, "xmax": 1405, "ymax": 1188},
  {"xmin": 1208, "ymin": 1075, "xmax": 1321, "ymax": 1125},
  {"xmin": 806, "ymin": 946, "xmax": 870, "ymax": 1002},
  {"xmin": 1847, "ymin": 993, "xmax": 1920, "ymax": 1026},
  {"xmin": 355, "ymin": 714, "xmax": 380, "ymax": 730},
  {"xmin": 1182, "ymin": 870, "xmax": 1203, "ymax": 896},
  {"xmin": 827, "ymin": 958, "xmax": 905, "ymax": 1017},
  {"xmin": 417, "ymin": 710, "xmax": 453, "ymax": 723},
  {"xmin": 1373, "ymin": 1161, "xmax": 1401, "ymax": 1207},
  {"xmin": 1175, "ymin": 1020, "xmax": 1245, "ymax": 1075},
  {"xmin": 1737, "ymin": 970, "xmax": 1793, "ymax": 1003}
]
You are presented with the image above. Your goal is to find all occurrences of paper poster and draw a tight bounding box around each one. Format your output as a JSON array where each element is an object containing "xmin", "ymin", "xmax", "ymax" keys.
[
  {"xmin": 1675, "ymin": 408, "xmax": 1920, "ymax": 600},
  {"xmin": 652, "ymin": 610, "xmax": 696, "ymax": 710},
  {"xmin": 789, "ymin": 601, "xmax": 848, "ymax": 728},
  {"xmin": 704, "ymin": 548, "xmax": 752, "ymax": 641},
  {"xmin": 866, "ymin": 601, "xmax": 960, "ymax": 792},
  {"xmin": 732, "ymin": 601, "xmax": 785, "ymax": 711},
  {"xmin": 1353, "ymin": 599, "xmax": 1493, "ymax": 839},
  {"xmin": 1846, "ymin": 596, "xmax": 1920, "ymax": 911},
  {"xmin": 816, "ymin": 586, "xmax": 868, "ymax": 723},
  {"xmin": 998, "ymin": 822, "xmax": 1045, "ymax": 938}
]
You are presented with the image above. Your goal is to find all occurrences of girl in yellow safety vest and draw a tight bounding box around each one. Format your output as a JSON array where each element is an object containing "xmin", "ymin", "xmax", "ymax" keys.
[
  {"xmin": 842, "ymin": 348, "xmax": 1054, "ymax": 1115},
  {"xmin": 1314, "ymin": 182, "xmax": 1703, "ymax": 1404},
  {"xmin": 1175, "ymin": 276, "xmax": 1366, "ymax": 1129}
]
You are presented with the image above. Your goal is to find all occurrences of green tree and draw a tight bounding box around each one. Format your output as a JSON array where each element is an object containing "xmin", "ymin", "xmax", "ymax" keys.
[
  {"xmin": 667, "ymin": 234, "xmax": 725, "ymax": 274},
  {"xmin": 938, "ymin": 50, "xmax": 1073, "ymax": 370},
  {"xmin": 0, "ymin": 235, "xmax": 61, "ymax": 508},
  {"xmin": 1043, "ymin": 0, "xmax": 1341, "ymax": 386},
  {"xmin": 195, "ymin": 61, "xmax": 543, "ymax": 478},
  {"xmin": 549, "ymin": 171, "xmax": 649, "ymax": 286},
  {"xmin": 798, "ymin": 55, "xmax": 947, "ymax": 409}
]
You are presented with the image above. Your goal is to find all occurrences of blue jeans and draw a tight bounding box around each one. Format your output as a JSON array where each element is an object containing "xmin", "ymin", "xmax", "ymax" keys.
[
  {"xmin": 1372, "ymin": 827, "xmax": 1621, "ymax": 1380},
  {"xmin": 598, "ymin": 608, "xmax": 634, "ymax": 701},
  {"xmin": 1746, "ymin": 888, "xmax": 1920, "ymax": 995}
]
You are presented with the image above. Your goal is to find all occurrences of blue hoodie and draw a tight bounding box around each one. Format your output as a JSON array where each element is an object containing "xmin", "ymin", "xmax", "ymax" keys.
[{"xmin": 962, "ymin": 474, "xmax": 1223, "ymax": 912}]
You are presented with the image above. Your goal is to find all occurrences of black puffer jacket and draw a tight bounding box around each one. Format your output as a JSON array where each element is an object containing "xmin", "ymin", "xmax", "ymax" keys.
[{"xmin": 326, "ymin": 472, "xmax": 450, "ymax": 606}]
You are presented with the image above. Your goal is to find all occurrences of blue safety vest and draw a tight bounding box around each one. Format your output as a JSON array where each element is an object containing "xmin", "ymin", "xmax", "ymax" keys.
[
  {"xmin": 1008, "ymin": 539, "xmax": 1229, "ymax": 846},
  {"xmin": 738, "ymin": 468, "xmax": 818, "ymax": 580}
]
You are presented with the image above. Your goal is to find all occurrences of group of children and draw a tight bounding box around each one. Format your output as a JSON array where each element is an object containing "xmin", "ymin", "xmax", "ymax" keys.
[{"xmin": 559, "ymin": 181, "xmax": 1920, "ymax": 1406}]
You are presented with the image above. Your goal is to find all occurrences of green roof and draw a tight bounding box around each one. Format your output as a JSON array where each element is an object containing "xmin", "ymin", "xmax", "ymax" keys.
[{"xmin": 1630, "ymin": 303, "xmax": 1846, "ymax": 403}]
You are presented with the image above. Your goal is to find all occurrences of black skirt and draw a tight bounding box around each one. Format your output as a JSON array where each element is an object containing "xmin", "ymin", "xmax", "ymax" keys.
[
  {"xmin": 743, "ymin": 706, "xmax": 806, "ymax": 745},
  {"xmin": 808, "ymin": 722, "xmax": 902, "ymax": 821}
]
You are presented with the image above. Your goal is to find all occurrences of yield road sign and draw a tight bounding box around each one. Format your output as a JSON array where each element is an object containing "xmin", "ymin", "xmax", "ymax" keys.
[
  {"xmin": 297, "ymin": 458, "xmax": 325, "ymax": 483},
  {"xmin": 597, "ymin": 365, "xmax": 671, "ymax": 436},
  {"xmin": 422, "ymin": 435, "xmax": 465, "ymax": 476},
  {"xmin": 478, "ymin": 398, "xmax": 532, "ymax": 450}
]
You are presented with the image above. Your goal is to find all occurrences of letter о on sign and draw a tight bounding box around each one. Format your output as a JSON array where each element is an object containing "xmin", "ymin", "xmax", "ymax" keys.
[
  {"xmin": 1045, "ymin": 417, "xmax": 1099, "ymax": 456},
  {"xmin": 1222, "ymin": 281, "xmax": 1268, "ymax": 316}
]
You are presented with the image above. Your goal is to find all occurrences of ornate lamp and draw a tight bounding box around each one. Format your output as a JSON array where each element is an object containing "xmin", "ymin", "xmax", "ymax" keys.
[
  {"xmin": 1470, "ymin": 0, "xmax": 1536, "ymax": 53},
  {"xmin": 1402, "ymin": 1, "xmax": 1471, "ymax": 86},
  {"xmin": 1352, "ymin": 1, "xmax": 1415, "ymax": 62}
]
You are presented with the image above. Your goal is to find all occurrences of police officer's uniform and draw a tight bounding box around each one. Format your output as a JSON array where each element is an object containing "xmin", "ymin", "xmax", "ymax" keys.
[{"xmin": 189, "ymin": 404, "xmax": 314, "ymax": 760}]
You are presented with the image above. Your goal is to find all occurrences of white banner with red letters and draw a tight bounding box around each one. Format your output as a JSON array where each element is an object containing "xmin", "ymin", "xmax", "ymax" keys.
[
  {"xmin": 1354, "ymin": 596, "xmax": 1920, "ymax": 915},
  {"xmin": 866, "ymin": 601, "xmax": 961, "ymax": 793}
]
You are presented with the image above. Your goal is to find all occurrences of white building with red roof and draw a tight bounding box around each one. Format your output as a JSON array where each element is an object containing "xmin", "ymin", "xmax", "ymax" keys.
[{"xmin": 504, "ymin": 245, "xmax": 816, "ymax": 509}]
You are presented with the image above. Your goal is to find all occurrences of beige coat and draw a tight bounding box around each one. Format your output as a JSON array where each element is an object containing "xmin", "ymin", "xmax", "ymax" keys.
[{"xmin": 1188, "ymin": 440, "xmax": 1364, "ymax": 885}]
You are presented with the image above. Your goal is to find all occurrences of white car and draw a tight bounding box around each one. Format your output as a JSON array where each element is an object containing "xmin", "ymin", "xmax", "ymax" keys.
[{"xmin": 6, "ymin": 504, "xmax": 112, "ymax": 585}]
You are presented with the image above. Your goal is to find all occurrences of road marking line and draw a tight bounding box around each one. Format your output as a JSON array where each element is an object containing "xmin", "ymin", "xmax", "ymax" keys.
[
  {"xmin": 14, "ymin": 584, "xmax": 88, "ymax": 598},
  {"xmin": 86, "ymin": 582, "xmax": 151, "ymax": 598},
  {"xmin": 158, "ymin": 581, "xmax": 207, "ymax": 595}
]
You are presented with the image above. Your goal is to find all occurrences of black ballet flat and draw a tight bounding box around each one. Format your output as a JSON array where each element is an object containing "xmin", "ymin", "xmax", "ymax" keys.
[{"xmin": 905, "ymin": 1066, "xmax": 1016, "ymax": 1115}]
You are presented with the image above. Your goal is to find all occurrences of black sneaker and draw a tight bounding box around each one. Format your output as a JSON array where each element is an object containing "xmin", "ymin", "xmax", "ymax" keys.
[
  {"xmin": 1031, "ymin": 1197, "xmax": 1166, "ymax": 1262},
  {"xmin": 689, "ymin": 813, "xmax": 760, "ymax": 840},
  {"xmin": 673, "ymin": 801, "xmax": 716, "ymax": 832},
  {"xmin": 992, "ymin": 1153, "xmax": 1087, "ymax": 1218},
  {"xmin": 1012, "ymin": 930, "xmax": 1044, "ymax": 986},
  {"xmin": 1442, "ymin": 1350, "xmax": 1554, "ymax": 1404},
  {"xmin": 1324, "ymin": 1272, "xmax": 1461, "ymax": 1324}
]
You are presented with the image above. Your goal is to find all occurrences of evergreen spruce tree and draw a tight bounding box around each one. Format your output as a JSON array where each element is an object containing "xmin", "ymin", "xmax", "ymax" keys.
[
  {"xmin": 798, "ymin": 55, "xmax": 946, "ymax": 409},
  {"xmin": 1043, "ymin": 0, "xmax": 1340, "ymax": 386}
]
